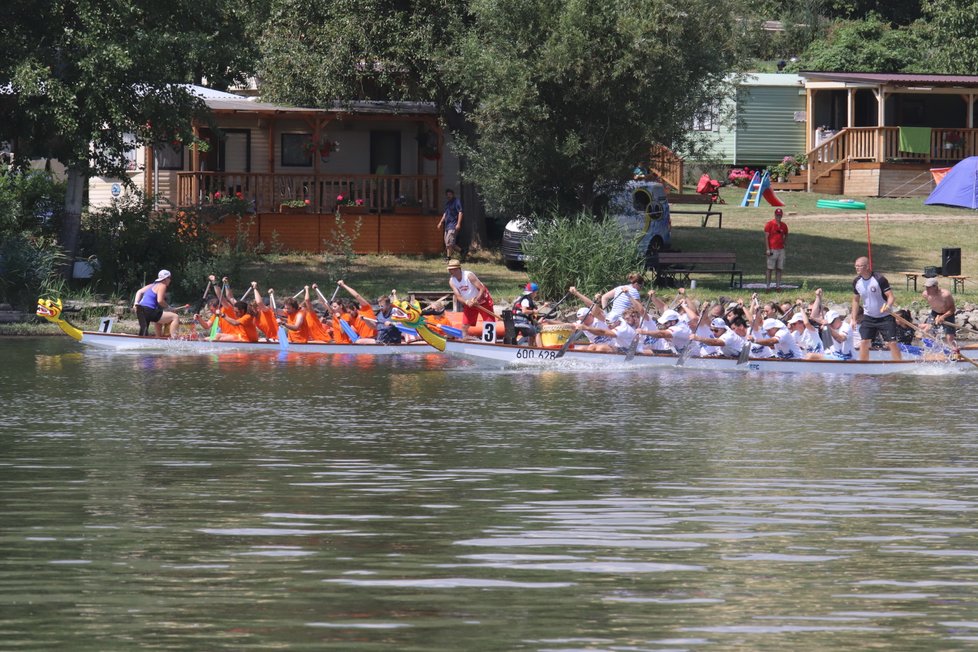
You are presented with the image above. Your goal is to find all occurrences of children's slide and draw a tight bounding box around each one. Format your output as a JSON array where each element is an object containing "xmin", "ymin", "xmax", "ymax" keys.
[{"xmin": 762, "ymin": 187, "xmax": 785, "ymax": 207}]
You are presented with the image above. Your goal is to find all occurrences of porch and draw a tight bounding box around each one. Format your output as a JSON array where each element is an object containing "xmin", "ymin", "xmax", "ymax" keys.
[{"xmin": 176, "ymin": 171, "xmax": 441, "ymax": 214}]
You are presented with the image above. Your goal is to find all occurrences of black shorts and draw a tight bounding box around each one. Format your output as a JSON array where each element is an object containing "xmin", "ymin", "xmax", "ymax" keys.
[
  {"xmin": 859, "ymin": 314, "xmax": 897, "ymax": 343},
  {"xmin": 927, "ymin": 311, "xmax": 957, "ymax": 336},
  {"xmin": 136, "ymin": 305, "xmax": 163, "ymax": 336}
]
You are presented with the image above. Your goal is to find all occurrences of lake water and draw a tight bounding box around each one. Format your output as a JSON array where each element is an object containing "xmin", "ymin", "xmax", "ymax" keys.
[{"xmin": 3, "ymin": 337, "xmax": 978, "ymax": 651}]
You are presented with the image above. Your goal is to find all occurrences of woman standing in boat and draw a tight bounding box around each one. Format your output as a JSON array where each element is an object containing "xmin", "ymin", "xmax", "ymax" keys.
[{"xmin": 133, "ymin": 269, "xmax": 179, "ymax": 338}]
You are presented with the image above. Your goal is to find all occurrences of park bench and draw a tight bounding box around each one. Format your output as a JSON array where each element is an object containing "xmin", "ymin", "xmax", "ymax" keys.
[
  {"xmin": 647, "ymin": 251, "xmax": 743, "ymax": 289},
  {"xmin": 902, "ymin": 272, "xmax": 969, "ymax": 294}
]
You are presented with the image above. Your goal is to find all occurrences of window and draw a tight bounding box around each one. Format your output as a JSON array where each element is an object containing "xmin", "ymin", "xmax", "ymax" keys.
[
  {"xmin": 154, "ymin": 142, "xmax": 184, "ymax": 170},
  {"xmin": 691, "ymin": 103, "xmax": 719, "ymax": 132},
  {"xmin": 122, "ymin": 132, "xmax": 139, "ymax": 171},
  {"xmin": 281, "ymin": 133, "xmax": 313, "ymax": 167}
]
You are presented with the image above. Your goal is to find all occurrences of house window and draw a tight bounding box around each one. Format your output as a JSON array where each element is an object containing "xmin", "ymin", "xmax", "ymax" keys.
[
  {"xmin": 154, "ymin": 142, "xmax": 184, "ymax": 170},
  {"xmin": 692, "ymin": 104, "xmax": 719, "ymax": 132},
  {"xmin": 121, "ymin": 132, "xmax": 139, "ymax": 171},
  {"xmin": 281, "ymin": 133, "xmax": 313, "ymax": 167}
]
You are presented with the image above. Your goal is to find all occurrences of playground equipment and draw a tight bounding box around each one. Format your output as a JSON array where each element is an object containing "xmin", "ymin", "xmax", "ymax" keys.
[{"xmin": 740, "ymin": 170, "xmax": 785, "ymax": 208}]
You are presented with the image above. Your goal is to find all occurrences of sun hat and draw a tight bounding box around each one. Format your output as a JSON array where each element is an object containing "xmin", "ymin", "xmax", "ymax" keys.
[
  {"xmin": 525, "ymin": 282, "xmax": 539, "ymax": 292},
  {"xmin": 710, "ymin": 317, "xmax": 729, "ymax": 330},
  {"xmin": 658, "ymin": 309, "xmax": 681, "ymax": 324},
  {"xmin": 924, "ymin": 277, "xmax": 939, "ymax": 287},
  {"xmin": 154, "ymin": 269, "xmax": 171, "ymax": 282},
  {"xmin": 447, "ymin": 258, "xmax": 462, "ymax": 269},
  {"xmin": 762, "ymin": 318, "xmax": 784, "ymax": 331},
  {"xmin": 824, "ymin": 310, "xmax": 841, "ymax": 323},
  {"xmin": 576, "ymin": 307, "xmax": 591, "ymax": 319},
  {"xmin": 787, "ymin": 313, "xmax": 805, "ymax": 325},
  {"xmin": 725, "ymin": 301, "xmax": 740, "ymax": 312}
]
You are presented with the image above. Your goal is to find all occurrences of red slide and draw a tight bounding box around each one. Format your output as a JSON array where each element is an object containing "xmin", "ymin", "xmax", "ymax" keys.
[{"xmin": 762, "ymin": 187, "xmax": 785, "ymax": 207}]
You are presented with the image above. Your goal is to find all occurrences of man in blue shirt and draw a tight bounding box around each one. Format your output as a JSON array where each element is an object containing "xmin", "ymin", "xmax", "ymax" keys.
[{"xmin": 436, "ymin": 188, "xmax": 463, "ymax": 259}]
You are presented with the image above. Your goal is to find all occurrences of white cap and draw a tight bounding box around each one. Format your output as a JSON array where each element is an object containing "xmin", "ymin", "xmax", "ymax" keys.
[
  {"xmin": 725, "ymin": 302, "xmax": 740, "ymax": 312},
  {"xmin": 824, "ymin": 310, "xmax": 841, "ymax": 323},
  {"xmin": 787, "ymin": 313, "xmax": 805, "ymax": 325},
  {"xmin": 762, "ymin": 318, "xmax": 784, "ymax": 331},
  {"xmin": 924, "ymin": 277, "xmax": 939, "ymax": 287},
  {"xmin": 658, "ymin": 309, "xmax": 681, "ymax": 324},
  {"xmin": 576, "ymin": 307, "xmax": 591, "ymax": 319},
  {"xmin": 710, "ymin": 317, "xmax": 729, "ymax": 330},
  {"xmin": 155, "ymin": 269, "xmax": 171, "ymax": 282}
]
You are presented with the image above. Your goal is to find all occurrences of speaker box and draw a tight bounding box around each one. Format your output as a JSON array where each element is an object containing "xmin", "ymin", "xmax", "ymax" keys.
[{"xmin": 942, "ymin": 247, "xmax": 961, "ymax": 276}]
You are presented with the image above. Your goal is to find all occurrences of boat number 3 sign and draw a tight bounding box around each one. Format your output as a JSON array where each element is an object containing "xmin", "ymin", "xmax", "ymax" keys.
[{"xmin": 481, "ymin": 322, "xmax": 496, "ymax": 343}]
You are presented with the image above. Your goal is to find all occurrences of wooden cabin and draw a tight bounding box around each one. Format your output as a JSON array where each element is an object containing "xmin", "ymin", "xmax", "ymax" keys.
[{"xmin": 90, "ymin": 87, "xmax": 457, "ymax": 254}]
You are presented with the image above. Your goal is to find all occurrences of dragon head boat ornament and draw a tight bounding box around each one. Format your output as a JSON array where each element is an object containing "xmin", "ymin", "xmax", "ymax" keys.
[
  {"xmin": 390, "ymin": 299, "xmax": 446, "ymax": 351},
  {"xmin": 36, "ymin": 297, "xmax": 83, "ymax": 341}
]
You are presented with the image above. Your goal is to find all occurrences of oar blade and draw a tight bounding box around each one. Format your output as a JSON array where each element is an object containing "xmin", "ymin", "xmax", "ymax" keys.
[
  {"xmin": 675, "ymin": 344, "xmax": 694, "ymax": 366},
  {"xmin": 737, "ymin": 344, "xmax": 751, "ymax": 365},
  {"xmin": 554, "ymin": 330, "xmax": 580, "ymax": 359},
  {"xmin": 278, "ymin": 325, "xmax": 290, "ymax": 349},
  {"xmin": 624, "ymin": 334, "xmax": 641, "ymax": 362}
]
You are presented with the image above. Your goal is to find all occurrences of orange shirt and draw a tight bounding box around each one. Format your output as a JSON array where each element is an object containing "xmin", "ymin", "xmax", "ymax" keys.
[
  {"xmin": 237, "ymin": 313, "xmax": 260, "ymax": 343},
  {"xmin": 353, "ymin": 304, "xmax": 377, "ymax": 339},
  {"xmin": 331, "ymin": 312, "xmax": 353, "ymax": 344},
  {"xmin": 256, "ymin": 306, "xmax": 278, "ymax": 341},
  {"xmin": 219, "ymin": 311, "xmax": 247, "ymax": 339},
  {"xmin": 285, "ymin": 310, "xmax": 312, "ymax": 343},
  {"xmin": 304, "ymin": 309, "xmax": 333, "ymax": 342}
]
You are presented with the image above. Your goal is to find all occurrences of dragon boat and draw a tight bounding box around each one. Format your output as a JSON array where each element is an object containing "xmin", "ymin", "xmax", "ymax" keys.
[
  {"xmin": 35, "ymin": 297, "xmax": 444, "ymax": 356},
  {"xmin": 440, "ymin": 339, "xmax": 977, "ymax": 375}
]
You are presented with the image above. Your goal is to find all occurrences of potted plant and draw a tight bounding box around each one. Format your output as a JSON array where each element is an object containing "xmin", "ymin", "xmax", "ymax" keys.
[
  {"xmin": 336, "ymin": 194, "xmax": 368, "ymax": 214},
  {"xmin": 393, "ymin": 195, "xmax": 421, "ymax": 213},
  {"xmin": 727, "ymin": 167, "xmax": 754, "ymax": 188},
  {"xmin": 201, "ymin": 190, "xmax": 253, "ymax": 223},
  {"xmin": 279, "ymin": 198, "xmax": 311, "ymax": 214}
]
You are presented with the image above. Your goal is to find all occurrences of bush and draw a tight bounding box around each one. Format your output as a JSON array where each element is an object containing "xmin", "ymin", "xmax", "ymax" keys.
[
  {"xmin": 522, "ymin": 211, "xmax": 645, "ymax": 299},
  {"xmin": 0, "ymin": 232, "xmax": 67, "ymax": 308},
  {"xmin": 0, "ymin": 166, "xmax": 65, "ymax": 237}
]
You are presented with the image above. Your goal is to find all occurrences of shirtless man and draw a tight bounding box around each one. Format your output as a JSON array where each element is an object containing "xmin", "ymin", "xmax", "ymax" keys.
[{"xmin": 921, "ymin": 276, "xmax": 958, "ymax": 351}]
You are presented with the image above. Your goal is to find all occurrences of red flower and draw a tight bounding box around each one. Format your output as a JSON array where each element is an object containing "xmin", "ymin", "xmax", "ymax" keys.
[
  {"xmin": 304, "ymin": 198, "xmax": 310, "ymax": 205},
  {"xmin": 336, "ymin": 194, "xmax": 345, "ymax": 202},
  {"xmin": 235, "ymin": 192, "xmax": 243, "ymax": 199},
  {"xmin": 213, "ymin": 191, "xmax": 222, "ymax": 200}
]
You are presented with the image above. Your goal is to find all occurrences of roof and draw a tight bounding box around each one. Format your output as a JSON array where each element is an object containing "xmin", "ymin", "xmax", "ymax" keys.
[
  {"xmin": 735, "ymin": 73, "xmax": 803, "ymax": 88},
  {"xmin": 800, "ymin": 72, "xmax": 978, "ymax": 87},
  {"xmin": 204, "ymin": 95, "xmax": 438, "ymax": 118}
]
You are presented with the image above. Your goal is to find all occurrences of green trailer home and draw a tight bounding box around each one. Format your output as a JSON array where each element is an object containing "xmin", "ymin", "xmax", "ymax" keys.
[{"xmin": 693, "ymin": 73, "xmax": 807, "ymax": 167}]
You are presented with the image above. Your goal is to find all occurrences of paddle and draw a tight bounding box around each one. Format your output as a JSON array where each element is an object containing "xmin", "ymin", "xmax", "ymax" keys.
[
  {"xmin": 893, "ymin": 311, "xmax": 978, "ymax": 369},
  {"xmin": 277, "ymin": 324, "xmax": 290, "ymax": 350},
  {"xmin": 675, "ymin": 299, "xmax": 711, "ymax": 366},
  {"xmin": 556, "ymin": 294, "xmax": 603, "ymax": 359},
  {"xmin": 625, "ymin": 295, "xmax": 657, "ymax": 362},
  {"xmin": 539, "ymin": 292, "xmax": 571, "ymax": 320}
]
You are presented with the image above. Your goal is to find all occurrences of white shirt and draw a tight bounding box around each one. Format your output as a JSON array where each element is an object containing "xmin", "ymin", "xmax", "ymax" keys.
[
  {"xmin": 749, "ymin": 327, "xmax": 774, "ymax": 358},
  {"xmin": 605, "ymin": 285, "xmax": 640, "ymax": 323},
  {"xmin": 771, "ymin": 327, "xmax": 804, "ymax": 359},
  {"xmin": 853, "ymin": 272, "xmax": 892, "ymax": 318},
  {"xmin": 450, "ymin": 271, "xmax": 480, "ymax": 302},
  {"xmin": 719, "ymin": 329, "xmax": 747, "ymax": 357},
  {"xmin": 794, "ymin": 326, "xmax": 823, "ymax": 354},
  {"xmin": 829, "ymin": 321, "xmax": 854, "ymax": 357},
  {"xmin": 612, "ymin": 320, "xmax": 637, "ymax": 348}
]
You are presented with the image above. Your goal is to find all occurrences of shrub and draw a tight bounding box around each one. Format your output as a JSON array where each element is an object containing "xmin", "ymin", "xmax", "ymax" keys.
[
  {"xmin": 322, "ymin": 212, "xmax": 362, "ymax": 281},
  {"xmin": 522, "ymin": 211, "xmax": 645, "ymax": 299},
  {"xmin": 0, "ymin": 166, "xmax": 65, "ymax": 237},
  {"xmin": 0, "ymin": 232, "xmax": 67, "ymax": 308}
]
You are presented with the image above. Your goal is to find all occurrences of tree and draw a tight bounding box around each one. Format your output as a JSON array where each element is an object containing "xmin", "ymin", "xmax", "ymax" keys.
[
  {"xmin": 921, "ymin": 0, "xmax": 978, "ymax": 74},
  {"xmin": 452, "ymin": 0, "xmax": 737, "ymax": 216},
  {"xmin": 0, "ymin": 0, "xmax": 261, "ymax": 267},
  {"xmin": 790, "ymin": 17, "xmax": 924, "ymax": 72}
]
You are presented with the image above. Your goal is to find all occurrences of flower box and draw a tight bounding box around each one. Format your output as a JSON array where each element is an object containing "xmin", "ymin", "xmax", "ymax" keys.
[
  {"xmin": 393, "ymin": 205, "xmax": 421, "ymax": 214},
  {"xmin": 279, "ymin": 204, "xmax": 309, "ymax": 214},
  {"xmin": 338, "ymin": 205, "xmax": 370, "ymax": 215}
]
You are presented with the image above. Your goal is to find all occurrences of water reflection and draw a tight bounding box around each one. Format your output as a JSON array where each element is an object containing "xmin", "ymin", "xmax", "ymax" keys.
[{"xmin": 2, "ymin": 338, "xmax": 978, "ymax": 650}]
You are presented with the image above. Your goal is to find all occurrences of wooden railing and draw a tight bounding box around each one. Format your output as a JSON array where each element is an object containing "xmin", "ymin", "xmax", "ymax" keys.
[
  {"xmin": 175, "ymin": 172, "xmax": 440, "ymax": 213},
  {"xmin": 805, "ymin": 126, "xmax": 978, "ymax": 190},
  {"xmin": 647, "ymin": 144, "xmax": 684, "ymax": 193}
]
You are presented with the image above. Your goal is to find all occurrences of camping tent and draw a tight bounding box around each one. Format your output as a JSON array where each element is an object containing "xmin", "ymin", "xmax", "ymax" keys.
[{"xmin": 925, "ymin": 156, "xmax": 978, "ymax": 209}]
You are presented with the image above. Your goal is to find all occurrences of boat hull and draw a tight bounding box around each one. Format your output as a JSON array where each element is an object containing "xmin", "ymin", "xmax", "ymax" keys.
[
  {"xmin": 75, "ymin": 331, "xmax": 430, "ymax": 355},
  {"xmin": 442, "ymin": 340, "xmax": 973, "ymax": 375}
]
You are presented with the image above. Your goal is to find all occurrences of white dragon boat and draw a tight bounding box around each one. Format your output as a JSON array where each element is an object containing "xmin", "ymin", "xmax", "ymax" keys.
[{"xmin": 442, "ymin": 339, "xmax": 977, "ymax": 375}]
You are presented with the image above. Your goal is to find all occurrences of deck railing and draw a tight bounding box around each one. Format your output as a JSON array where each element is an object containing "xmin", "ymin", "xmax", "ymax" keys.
[
  {"xmin": 176, "ymin": 172, "xmax": 440, "ymax": 213},
  {"xmin": 805, "ymin": 126, "xmax": 978, "ymax": 190},
  {"xmin": 647, "ymin": 144, "xmax": 684, "ymax": 193}
]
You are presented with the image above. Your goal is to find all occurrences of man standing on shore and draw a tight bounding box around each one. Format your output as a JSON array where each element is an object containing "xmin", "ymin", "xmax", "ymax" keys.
[
  {"xmin": 852, "ymin": 256, "xmax": 901, "ymax": 361},
  {"xmin": 764, "ymin": 208, "xmax": 788, "ymax": 290},
  {"xmin": 436, "ymin": 188, "xmax": 463, "ymax": 260}
]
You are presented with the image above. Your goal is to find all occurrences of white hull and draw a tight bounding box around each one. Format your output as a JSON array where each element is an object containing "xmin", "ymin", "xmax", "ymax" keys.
[
  {"xmin": 76, "ymin": 331, "xmax": 430, "ymax": 356},
  {"xmin": 443, "ymin": 340, "xmax": 974, "ymax": 375}
]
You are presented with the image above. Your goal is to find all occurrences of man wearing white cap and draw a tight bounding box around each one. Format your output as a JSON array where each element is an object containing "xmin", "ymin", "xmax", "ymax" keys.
[
  {"xmin": 637, "ymin": 309, "xmax": 691, "ymax": 354},
  {"xmin": 133, "ymin": 269, "xmax": 179, "ymax": 338},
  {"xmin": 786, "ymin": 311, "xmax": 823, "ymax": 355},
  {"xmin": 820, "ymin": 310, "xmax": 854, "ymax": 360},
  {"xmin": 921, "ymin": 276, "xmax": 958, "ymax": 350},
  {"xmin": 690, "ymin": 317, "xmax": 748, "ymax": 357},
  {"xmin": 748, "ymin": 317, "xmax": 803, "ymax": 359}
]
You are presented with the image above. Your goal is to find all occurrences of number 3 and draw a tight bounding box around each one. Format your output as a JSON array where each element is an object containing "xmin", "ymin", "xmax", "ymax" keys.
[{"xmin": 482, "ymin": 322, "xmax": 496, "ymax": 343}]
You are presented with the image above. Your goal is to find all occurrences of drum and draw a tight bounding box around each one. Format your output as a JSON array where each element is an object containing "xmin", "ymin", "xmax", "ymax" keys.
[{"xmin": 540, "ymin": 324, "xmax": 574, "ymax": 347}]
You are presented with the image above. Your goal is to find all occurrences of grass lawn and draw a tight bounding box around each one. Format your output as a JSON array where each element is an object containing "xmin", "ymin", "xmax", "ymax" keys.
[{"xmin": 668, "ymin": 190, "xmax": 976, "ymax": 306}]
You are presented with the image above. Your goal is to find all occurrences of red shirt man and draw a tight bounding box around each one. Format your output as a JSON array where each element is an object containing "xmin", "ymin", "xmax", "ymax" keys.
[{"xmin": 763, "ymin": 208, "xmax": 789, "ymax": 290}]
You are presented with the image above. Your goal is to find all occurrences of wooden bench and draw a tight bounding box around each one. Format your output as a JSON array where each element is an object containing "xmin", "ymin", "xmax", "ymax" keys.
[
  {"xmin": 647, "ymin": 251, "xmax": 742, "ymax": 288},
  {"xmin": 406, "ymin": 290, "xmax": 458, "ymax": 311},
  {"xmin": 903, "ymin": 272, "xmax": 968, "ymax": 294},
  {"xmin": 670, "ymin": 207, "xmax": 724, "ymax": 228}
]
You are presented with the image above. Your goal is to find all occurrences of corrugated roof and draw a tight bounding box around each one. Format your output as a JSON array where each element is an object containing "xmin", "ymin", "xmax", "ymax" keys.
[{"xmin": 800, "ymin": 72, "xmax": 978, "ymax": 86}]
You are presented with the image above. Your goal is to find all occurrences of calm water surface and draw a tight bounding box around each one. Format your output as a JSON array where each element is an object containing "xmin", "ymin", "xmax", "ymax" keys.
[{"xmin": 2, "ymin": 338, "xmax": 978, "ymax": 651}]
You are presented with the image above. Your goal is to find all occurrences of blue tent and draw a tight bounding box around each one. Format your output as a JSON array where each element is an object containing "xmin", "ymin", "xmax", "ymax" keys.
[{"xmin": 925, "ymin": 156, "xmax": 978, "ymax": 209}]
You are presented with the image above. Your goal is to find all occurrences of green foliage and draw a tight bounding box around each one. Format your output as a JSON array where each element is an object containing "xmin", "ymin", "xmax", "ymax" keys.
[
  {"xmin": 80, "ymin": 194, "xmax": 214, "ymax": 297},
  {"xmin": 0, "ymin": 232, "xmax": 67, "ymax": 309},
  {"xmin": 920, "ymin": 0, "xmax": 978, "ymax": 74},
  {"xmin": 790, "ymin": 16, "xmax": 924, "ymax": 72},
  {"xmin": 522, "ymin": 212, "xmax": 645, "ymax": 299},
  {"xmin": 453, "ymin": 0, "xmax": 737, "ymax": 216},
  {"xmin": 0, "ymin": 166, "xmax": 65, "ymax": 237},
  {"xmin": 322, "ymin": 213, "xmax": 363, "ymax": 282}
]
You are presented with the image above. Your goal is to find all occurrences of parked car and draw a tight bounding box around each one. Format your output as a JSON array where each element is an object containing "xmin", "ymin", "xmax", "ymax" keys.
[{"xmin": 501, "ymin": 181, "xmax": 671, "ymax": 270}]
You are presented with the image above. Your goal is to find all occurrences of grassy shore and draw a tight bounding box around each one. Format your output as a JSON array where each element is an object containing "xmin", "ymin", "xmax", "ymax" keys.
[{"xmin": 4, "ymin": 191, "xmax": 975, "ymax": 336}]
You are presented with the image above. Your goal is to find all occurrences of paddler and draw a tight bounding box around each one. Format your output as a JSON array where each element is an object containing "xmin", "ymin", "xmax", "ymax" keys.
[
  {"xmin": 447, "ymin": 258, "xmax": 496, "ymax": 330},
  {"xmin": 133, "ymin": 269, "xmax": 179, "ymax": 338}
]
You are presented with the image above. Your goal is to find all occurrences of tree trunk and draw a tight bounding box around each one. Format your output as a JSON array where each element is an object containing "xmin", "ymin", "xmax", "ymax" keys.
[{"xmin": 60, "ymin": 166, "xmax": 86, "ymax": 278}]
